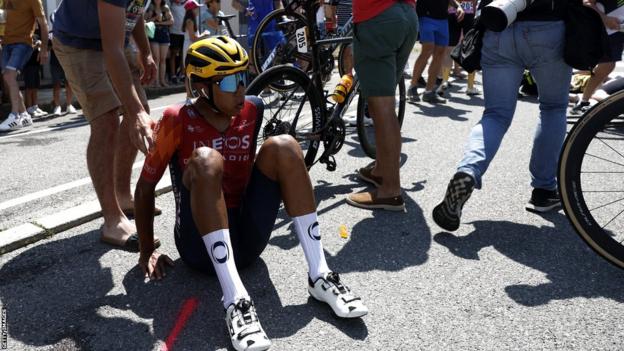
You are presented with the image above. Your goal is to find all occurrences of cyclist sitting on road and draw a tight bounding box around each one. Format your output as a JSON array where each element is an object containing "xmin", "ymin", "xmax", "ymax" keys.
[{"xmin": 134, "ymin": 36, "xmax": 368, "ymax": 351}]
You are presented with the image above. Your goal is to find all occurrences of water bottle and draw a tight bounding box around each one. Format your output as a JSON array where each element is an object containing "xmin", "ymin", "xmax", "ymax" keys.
[{"xmin": 331, "ymin": 74, "xmax": 353, "ymax": 104}]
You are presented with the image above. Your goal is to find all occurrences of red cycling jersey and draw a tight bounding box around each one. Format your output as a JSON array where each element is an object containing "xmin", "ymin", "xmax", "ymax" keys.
[{"xmin": 140, "ymin": 97, "xmax": 262, "ymax": 208}]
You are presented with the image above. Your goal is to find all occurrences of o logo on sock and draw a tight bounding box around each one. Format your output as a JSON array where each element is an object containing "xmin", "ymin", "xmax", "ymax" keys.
[
  {"xmin": 211, "ymin": 241, "xmax": 229, "ymax": 264},
  {"xmin": 307, "ymin": 221, "xmax": 321, "ymax": 241}
]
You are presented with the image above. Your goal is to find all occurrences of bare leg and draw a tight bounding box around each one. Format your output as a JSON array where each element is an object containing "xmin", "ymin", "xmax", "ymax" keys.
[
  {"xmin": 115, "ymin": 115, "xmax": 140, "ymax": 210},
  {"xmin": 3, "ymin": 70, "xmax": 26, "ymax": 113},
  {"xmin": 182, "ymin": 147, "xmax": 229, "ymax": 233},
  {"xmin": 66, "ymin": 82, "xmax": 74, "ymax": 106},
  {"xmin": 410, "ymin": 43, "xmax": 434, "ymax": 87},
  {"xmin": 254, "ymin": 135, "xmax": 316, "ymax": 216},
  {"xmin": 426, "ymin": 45, "xmax": 446, "ymax": 91},
  {"xmin": 150, "ymin": 42, "xmax": 161, "ymax": 87},
  {"xmin": 582, "ymin": 62, "xmax": 615, "ymax": 102},
  {"xmin": 369, "ymin": 96, "xmax": 401, "ymax": 197},
  {"xmin": 88, "ymin": 110, "xmax": 135, "ymax": 241},
  {"xmin": 159, "ymin": 45, "xmax": 169, "ymax": 87},
  {"xmin": 53, "ymin": 82, "xmax": 61, "ymax": 107}
]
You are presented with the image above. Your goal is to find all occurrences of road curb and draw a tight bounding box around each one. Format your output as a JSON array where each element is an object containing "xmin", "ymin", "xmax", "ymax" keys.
[{"xmin": 0, "ymin": 179, "xmax": 172, "ymax": 256}]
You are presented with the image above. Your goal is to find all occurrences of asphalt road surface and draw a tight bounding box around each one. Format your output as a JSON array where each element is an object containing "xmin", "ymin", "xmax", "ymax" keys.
[{"xmin": 1, "ymin": 73, "xmax": 623, "ymax": 350}]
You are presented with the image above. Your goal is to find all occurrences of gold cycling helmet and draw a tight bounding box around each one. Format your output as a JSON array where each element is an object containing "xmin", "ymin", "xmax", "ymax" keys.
[{"xmin": 185, "ymin": 36, "xmax": 249, "ymax": 81}]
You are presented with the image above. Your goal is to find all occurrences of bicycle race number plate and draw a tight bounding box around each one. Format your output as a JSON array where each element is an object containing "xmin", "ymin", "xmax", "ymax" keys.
[{"xmin": 296, "ymin": 27, "xmax": 308, "ymax": 53}]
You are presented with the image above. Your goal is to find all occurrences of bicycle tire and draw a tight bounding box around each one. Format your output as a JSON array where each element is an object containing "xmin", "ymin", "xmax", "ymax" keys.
[
  {"xmin": 355, "ymin": 79, "xmax": 406, "ymax": 159},
  {"xmin": 246, "ymin": 65, "xmax": 324, "ymax": 167},
  {"xmin": 559, "ymin": 89, "xmax": 624, "ymax": 269},
  {"xmin": 251, "ymin": 9, "xmax": 311, "ymax": 82},
  {"xmin": 337, "ymin": 43, "xmax": 352, "ymax": 77}
]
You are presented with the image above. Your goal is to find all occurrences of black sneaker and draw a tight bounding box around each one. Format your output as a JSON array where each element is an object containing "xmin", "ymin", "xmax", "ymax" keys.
[
  {"xmin": 417, "ymin": 76, "xmax": 426, "ymax": 87},
  {"xmin": 525, "ymin": 188, "xmax": 561, "ymax": 213},
  {"xmin": 408, "ymin": 85, "xmax": 420, "ymax": 102},
  {"xmin": 422, "ymin": 91, "xmax": 447, "ymax": 104},
  {"xmin": 432, "ymin": 172, "xmax": 475, "ymax": 231},
  {"xmin": 570, "ymin": 101, "xmax": 590, "ymax": 115}
]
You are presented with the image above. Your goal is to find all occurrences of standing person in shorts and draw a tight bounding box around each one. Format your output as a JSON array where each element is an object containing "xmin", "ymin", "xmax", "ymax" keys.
[
  {"xmin": 438, "ymin": 0, "xmax": 478, "ymax": 97},
  {"xmin": 408, "ymin": 0, "xmax": 463, "ymax": 104},
  {"xmin": 49, "ymin": 13, "xmax": 77, "ymax": 116},
  {"xmin": 23, "ymin": 31, "xmax": 47, "ymax": 119},
  {"xmin": 0, "ymin": 0, "xmax": 48, "ymax": 132},
  {"xmin": 53, "ymin": 0, "xmax": 159, "ymax": 250},
  {"xmin": 145, "ymin": 0, "xmax": 174, "ymax": 87},
  {"xmin": 169, "ymin": 0, "xmax": 187, "ymax": 84},
  {"xmin": 345, "ymin": 0, "xmax": 418, "ymax": 211}
]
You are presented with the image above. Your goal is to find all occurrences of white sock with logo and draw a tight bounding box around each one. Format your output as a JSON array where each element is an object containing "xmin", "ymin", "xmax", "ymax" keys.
[
  {"xmin": 292, "ymin": 212, "xmax": 330, "ymax": 281},
  {"xmin": 202, "ymin": 229, "xmax": 249, "ymax": 308}
]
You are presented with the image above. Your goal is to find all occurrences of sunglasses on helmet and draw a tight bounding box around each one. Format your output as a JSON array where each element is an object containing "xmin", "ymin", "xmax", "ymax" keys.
[{"xmin": 214, "ymin": 72, "xmax": 247, "ymax": 93}]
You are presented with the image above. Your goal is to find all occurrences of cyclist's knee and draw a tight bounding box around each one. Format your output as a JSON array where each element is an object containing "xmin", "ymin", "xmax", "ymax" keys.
[
  {"xmin": 261, "ymin": 135, "xmax": 304, "ymax": 163},
  {"xmin": 188, "ymin": 147, "xmax": 224, "ymax": 181}
]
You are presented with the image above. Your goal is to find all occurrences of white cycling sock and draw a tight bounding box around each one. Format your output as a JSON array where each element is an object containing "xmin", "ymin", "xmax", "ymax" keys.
[
  {"xmin": 202, "ymin": 229, "xmax": 249, "ymax": 308},
  {"xmin": 292, "ymin": 212, "xmax": 330, "ymax": 280}
]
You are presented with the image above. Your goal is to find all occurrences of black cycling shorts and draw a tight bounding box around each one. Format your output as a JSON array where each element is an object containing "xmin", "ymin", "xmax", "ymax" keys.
[{"xmin": 174, "ymin": 165, "xmax": 282, "ymax": 275}]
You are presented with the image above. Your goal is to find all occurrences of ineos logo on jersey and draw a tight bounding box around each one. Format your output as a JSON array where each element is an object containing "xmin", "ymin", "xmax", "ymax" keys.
[
  {"xmin": 307, "ymin": 221, "xmax": 320, "ymax": 241},
  {"xmin": 211, "ymin": 135, "xmax": 251, "ymax": 150},
  {"xmin": 211, "ymin": 241, "xmax": 229, "ymax": 264}
]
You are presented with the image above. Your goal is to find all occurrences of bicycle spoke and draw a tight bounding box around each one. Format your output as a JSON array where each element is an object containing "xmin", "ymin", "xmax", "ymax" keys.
[
  {"xmin": 595, "ymin": 136, "xmax": 624, "ymax": 162},
  {"xmin": 585, "ymin": 153, "xmax": 624, "ymax": 168},
  {"xmin": 582, "ymin": 171, "xmax": 624, "ymax": 173},
  {"xmin": 583, "ymin": 190, "xmax": 624, "ymax": 193},
  {"xmin": 588, "ymin": 196, "xmax": 624, "ymax": 211},
  {"xmin": 601, "ymin": 206, "xmax": 624, "ymax": 230}
]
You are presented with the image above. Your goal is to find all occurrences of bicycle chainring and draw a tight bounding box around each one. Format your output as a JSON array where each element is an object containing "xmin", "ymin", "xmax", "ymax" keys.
[{"xmin": 323, "ymin": 117, "xmax": 346, "ymax": 156}]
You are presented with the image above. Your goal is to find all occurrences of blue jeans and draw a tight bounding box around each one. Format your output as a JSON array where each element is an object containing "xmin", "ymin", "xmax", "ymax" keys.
[
  {"xmin": 1, "ymin": 43, "xmax": 33, "ymax": 72},
  {"xmin": 457, "ymin": 21, "xmax": 572, "ymax": 191}
]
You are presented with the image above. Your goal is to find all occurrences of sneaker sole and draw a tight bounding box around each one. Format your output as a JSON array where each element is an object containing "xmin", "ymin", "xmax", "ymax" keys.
[
  {"xmin": 432, "ymin": 203, "xmax": 460, "ymax": 232},
  {"xmin": 307, "ymin": 287, "xmax": 368, "ymax": 318},
  {"xmin": 345, "ymin": 197, "xmax": 405, "ymax": 211},
  {"xmin": 525, "ymin": 202, "xmax": 561, "ymax": 213}
]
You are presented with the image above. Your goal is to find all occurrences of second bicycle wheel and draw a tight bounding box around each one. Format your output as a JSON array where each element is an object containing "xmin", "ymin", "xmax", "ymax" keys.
[
  {"xmin": 355, "ymin": 79, "xmax": 406, "ymax": 159},
  {"xmin": 559, "ymin": 89, "xmax": 624, "ymax": 269},
  {"xmin": 246, "ymin": 65, "xmax": 324, "ymax": 167}
]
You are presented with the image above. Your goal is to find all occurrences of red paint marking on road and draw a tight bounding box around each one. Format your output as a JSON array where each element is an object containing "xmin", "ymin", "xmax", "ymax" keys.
[{"xmin": 161, "ymin": 297, "xmax": 200, "ymax": 351}]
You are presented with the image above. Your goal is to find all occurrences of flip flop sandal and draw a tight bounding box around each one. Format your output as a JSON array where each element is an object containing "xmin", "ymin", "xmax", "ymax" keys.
[{"xmin": 100, "ymin": 233, "xmax": 161, "ymax": 252}]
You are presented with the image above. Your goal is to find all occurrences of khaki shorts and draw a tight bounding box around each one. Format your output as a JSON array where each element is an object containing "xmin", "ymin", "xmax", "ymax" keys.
[
  {"xmin": 52, "ymin": 38, "xmax": 120, "ymax": 122},
  {"xmin": 353, "ymin": 2, "xmax": 418, "ymax": 98}
]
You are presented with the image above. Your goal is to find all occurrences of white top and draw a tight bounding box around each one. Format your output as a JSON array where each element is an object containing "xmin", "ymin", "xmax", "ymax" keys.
[{"xmin": 170, "ymin": 1, "xmax": 187, "ymax": 35}]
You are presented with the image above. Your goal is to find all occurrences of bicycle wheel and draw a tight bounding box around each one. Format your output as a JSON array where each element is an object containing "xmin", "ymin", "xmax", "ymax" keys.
[
  {"xmin": 246, "ymin": 65, "xmax": 324, "ymax": 167},
  {"xmin": 355, "ymin": 79, "xmax": 406, "ymax": 159},
  {"xmin": 337, "ymin": 43, "xmax": 352, "ymax": 77},
  {"xmin": 251, "ymin": 9, "xmax": 312, "ymax": 82},
  {"xmin": 559, "ymin": 90, "xmax": 624, "ymax": 269}
]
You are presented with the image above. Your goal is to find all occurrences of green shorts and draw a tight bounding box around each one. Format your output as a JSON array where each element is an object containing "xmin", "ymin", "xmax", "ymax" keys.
[{"xmin": 353, "ymin": 2, "xmax": 418, "ymax": 98}]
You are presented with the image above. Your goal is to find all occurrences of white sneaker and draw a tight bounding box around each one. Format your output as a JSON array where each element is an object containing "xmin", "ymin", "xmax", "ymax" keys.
[
  {"xmin": 466, "ymin": 87, "xmax": 481, "ymax": 96},
  {"xmin": 20, "ymin": 112, "xmax": 33, "ymax": 127},
  {"xmin": 53, "ymin": 105, "xmax": 62, "ymax": 116},
  {"xmin": 66, "ymin": 104, "xmax": 77, "ymax": 114},
  {"xmin": 225, "ymin": 298, "xmax": 271, "ymax": 351},
  {"xmin": 34, "ymin": 106, "xmax": 47, "ymax": 117},
  {"xmin": 308, "ymin": 272, "xmax": 368, "ymax": 318},
  {"xmin": 0, "ymin": 112, "xmax": 23, "ymax": 131}
]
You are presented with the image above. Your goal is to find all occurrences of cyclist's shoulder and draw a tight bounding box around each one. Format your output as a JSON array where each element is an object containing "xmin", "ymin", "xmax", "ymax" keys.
[{"xmin": 243, "ymin": 95, "xmax": 265, "ymax": 115}]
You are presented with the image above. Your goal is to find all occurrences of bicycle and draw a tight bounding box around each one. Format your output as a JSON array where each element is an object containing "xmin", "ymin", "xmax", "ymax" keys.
[
  {"xmin": 249, "ymin": 0, "xmax": 354, "ymax": 79},
  {"xmin": 245, "ymin": 0, "xmax": 406, "ymax": 170},
  {"xmin": 559, "ymin": 89, "xmax": 624, "ymax": 268}
]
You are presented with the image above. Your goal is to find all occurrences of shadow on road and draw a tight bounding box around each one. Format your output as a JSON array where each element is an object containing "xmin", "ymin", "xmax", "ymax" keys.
[
  {"xmin": 0, "ymin": 230, "xmax": 368, "ymax": 350},
  {"xmin": 433, "ymin": 214, "xmax": 624, "ymax": 307}
]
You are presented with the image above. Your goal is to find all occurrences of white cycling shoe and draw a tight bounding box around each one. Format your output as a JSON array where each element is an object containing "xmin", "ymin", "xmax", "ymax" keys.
[
  {"xmin": 308, "ymin": 272, "xmax": 368, "ymax": 318},
  {"xmin": 225, "ymin": 298, "xmax": 271, "ymax": 351}
]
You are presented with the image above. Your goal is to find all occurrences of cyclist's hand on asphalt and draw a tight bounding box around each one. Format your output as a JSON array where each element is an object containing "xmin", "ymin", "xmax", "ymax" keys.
[
  {"xmin": 129, "ymin": 110, "xmax": 155, "ymax": 154},
  {"xmin": 139, "ymin": 251, "xmax": 174, "ymax": 280},
  {"xmin": 38, "ymin": 49, "xmax": 48, "ymax": 64},
  {"xmin": 141, "ymin": 54, "xmax": 158, "ymax": 85}
]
